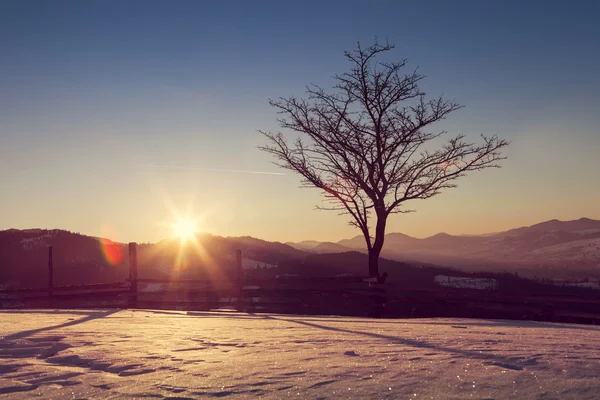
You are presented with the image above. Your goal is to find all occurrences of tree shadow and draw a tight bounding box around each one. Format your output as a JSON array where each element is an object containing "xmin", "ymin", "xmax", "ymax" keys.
[
  {"xmin": 135, "ymin": 309, "xmax": 188, "ymax": 316},
  {"xmin": 176, "ymin": 310, "xmax": 600, "ymax": 331},
  {"xmin": 393, "ymin": 318, "xmax": 600, "ymax": 332},
  {"xmin": 263, "ymin": 315, "xmax": 556, "ymax": 369},
  {"xmin": 0, "ymin": 309, "xmax": 130, "ymax": 396},
  {"xmin": 182, "ymin": 310, "xmax": 258, "ymax": 319}
]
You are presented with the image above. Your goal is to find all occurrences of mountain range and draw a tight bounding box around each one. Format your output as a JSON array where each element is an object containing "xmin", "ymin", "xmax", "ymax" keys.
[
  {"xmin": 287, "ymin": 218, "xmax": 600, "ymax": 278},
  {"xmin": 0, "ymin": 229, "xmax": 306, "ymax": 289},
  {"xmin": 1, "ymin": 218, "xmax": 599, "ymax": 289}
]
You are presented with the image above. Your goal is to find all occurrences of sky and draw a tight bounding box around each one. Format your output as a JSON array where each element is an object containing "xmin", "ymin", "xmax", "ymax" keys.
[{"xmin": 1, "ymin": 0, "xmax": 599, "ymax": 243}]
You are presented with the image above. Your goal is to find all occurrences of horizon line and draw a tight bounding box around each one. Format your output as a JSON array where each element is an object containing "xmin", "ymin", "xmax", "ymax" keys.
[{"xmin": 3, "ymin": 216, "xmax": 597, "ymax": 245}]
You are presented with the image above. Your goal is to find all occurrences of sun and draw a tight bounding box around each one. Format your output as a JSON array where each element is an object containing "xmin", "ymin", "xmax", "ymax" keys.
[{"xmin": 171, "ymin": 217, "xmax": 198, "ymax": 242}]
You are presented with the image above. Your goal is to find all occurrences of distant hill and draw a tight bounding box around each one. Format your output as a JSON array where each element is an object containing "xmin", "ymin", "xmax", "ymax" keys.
[
  {"xmin": 3, "ymin": 218, "xmax": 600, "ymax": 289},
  {"xmin": 285, "ymin": 240, "xmax": 322, "ymax": 251},
  {"xmin": 287, "ymin": 241, "xmax": 353, "ymax": 254},
  {"xmin": 0, "ymin": 229, "xmax": 128, "ymax": 289},
  {"xmin": 288, "ymin": 218, "xmax": 600, "ymax": 279},
  {"xmin": 0, "ymin": 230, "xmax": 306, "ymax": 289},
  {"xmin": 502, "ymin": 217, "xmax": 600, "ymax": 236},
  {"xmin": 138, "ymin": 233, "xmax": 306, "ymax": 281}
]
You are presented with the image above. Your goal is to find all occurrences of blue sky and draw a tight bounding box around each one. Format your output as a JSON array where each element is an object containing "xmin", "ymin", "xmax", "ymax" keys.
[{"xmin": 1, "ymin": 0, "xmax": 599, "ymax": 243}]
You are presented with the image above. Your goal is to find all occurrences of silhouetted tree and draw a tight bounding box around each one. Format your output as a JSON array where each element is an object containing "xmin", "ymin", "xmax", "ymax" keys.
[{"xmin": 259, "ymin": 41, "xmax": 509, "ymax": 279}]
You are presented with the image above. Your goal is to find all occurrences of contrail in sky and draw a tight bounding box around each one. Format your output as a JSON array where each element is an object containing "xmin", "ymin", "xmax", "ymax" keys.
[{"xmin": 144, "ymin": 164, "xmax": 286, "ymax": 176}]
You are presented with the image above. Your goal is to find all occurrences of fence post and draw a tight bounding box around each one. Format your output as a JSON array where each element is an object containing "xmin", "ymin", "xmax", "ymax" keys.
[
  {"xmin": 236, "ymin": 249, "xmax": 242, "ymax": 311},
  {"xmin": 48, "ymin": 246, "xmax": 53, "ymax": 307},
  {"xmin": 128, "ymin": 242, "xmax": 138, "ymax": 308}
]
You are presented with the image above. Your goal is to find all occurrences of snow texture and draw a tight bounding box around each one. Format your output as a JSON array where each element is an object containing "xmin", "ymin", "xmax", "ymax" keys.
[
  {"xmin": 20, "ymin": 231, "xmax": 58, "ymax": 251},
  {"xmin": 557, "ymin": 281, "xmax": 600, "ymax": 291},
  {"xmin": 241, "ymin": 258, "xmax": 277, "ymax": 271},
  {"xmin": 139, "ymin": 283, "xmax": 168, "ymax": 293},
  {"xmin": 433, "ymin": 275, "xmax": 498, "ymax": 290},
  {"xmin": 1, "ymin": 309, "xmax": 599, "ymax": 399}
]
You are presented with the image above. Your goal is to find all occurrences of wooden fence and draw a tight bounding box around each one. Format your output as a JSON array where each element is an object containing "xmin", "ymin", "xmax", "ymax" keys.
[
  {"xmin": 2, "ymin": 244, "xmax": 599, "ymax": 323},
  {"xmin": 0, "ymin": 244, "xmax": 386, "ymax": 317}
]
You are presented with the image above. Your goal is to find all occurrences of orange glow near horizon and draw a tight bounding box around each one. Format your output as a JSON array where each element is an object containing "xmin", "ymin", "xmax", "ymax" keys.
[
  {"xmin": 151, "ymin": 191, "xmax": 231, "ymax": 284},
  {"xmin": 171, "ymin": 217, "xmax": 199, "ymax": 243},
  {"xmin": 170, "ymin": 222, "xmax": 228, "ymax": 284}
]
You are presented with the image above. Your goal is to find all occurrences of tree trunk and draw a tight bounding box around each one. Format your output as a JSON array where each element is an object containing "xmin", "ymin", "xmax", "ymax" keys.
[
  {"xmin": 368, "ymin": 208, "xmax": 387, "ymax": 278},
  {"xmin": 368, "ymin": 248, "xmax": 381, "ymax": 278}
]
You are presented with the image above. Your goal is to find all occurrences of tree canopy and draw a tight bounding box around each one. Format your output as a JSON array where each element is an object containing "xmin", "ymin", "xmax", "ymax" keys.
[{"xmin": 260, "ymin": 41, "xmax": 509, "ymax": 278}]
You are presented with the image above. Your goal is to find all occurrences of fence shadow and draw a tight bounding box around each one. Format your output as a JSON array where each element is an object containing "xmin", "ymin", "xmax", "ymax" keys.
[{"xmin": 1, "ymin": 309, "xmax": 120, "ymax": 341}]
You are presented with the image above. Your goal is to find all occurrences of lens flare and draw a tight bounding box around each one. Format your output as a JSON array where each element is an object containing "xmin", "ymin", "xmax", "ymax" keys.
[{"xmin": 99, "ymin": 225, "xmax": 124, "ymax": 265}]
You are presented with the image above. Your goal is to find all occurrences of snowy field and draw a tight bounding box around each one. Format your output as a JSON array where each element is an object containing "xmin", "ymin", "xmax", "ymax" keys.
[{"xmin": 1, "ymin": 310, "xmax": 599, "ymax": 399}]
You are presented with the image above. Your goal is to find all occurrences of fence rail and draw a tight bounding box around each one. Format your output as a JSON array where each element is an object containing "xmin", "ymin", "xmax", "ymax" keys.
[
  {"xmin": 0, "ymin": 244, "xmax": 386, "ymax": 316},
  {"xmin": 1, "ymin": 243, "xmax": 599, "ymax": 323}
]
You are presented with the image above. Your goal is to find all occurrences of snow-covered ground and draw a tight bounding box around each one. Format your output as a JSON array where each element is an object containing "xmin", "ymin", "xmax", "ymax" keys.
[
  {"xmin": 241, "ymin": 258, "xmax": 277, "ymax": 270},
  {"xmin": 528, "ymin": 238, "xmax": 600, "ymax": 260},
  {"xmin": 433, "ymin": 275, "xmax": 498, "ymax": 290},
  {"xmin": 20, "ymin": 230, "xmax": 58, "ymax": 250},
  {"xmin": 1, "ymin": 310, "xmax": 599, "ymax": 399},
  {"xmin": 552, "ymin": 281, "xmax": 600, "ymax": 291}
]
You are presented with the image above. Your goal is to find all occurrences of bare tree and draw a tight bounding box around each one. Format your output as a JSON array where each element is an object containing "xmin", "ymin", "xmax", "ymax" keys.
[{"xmin": 259, "ymin": 41, "xmax": 509, "ymax": 280}]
